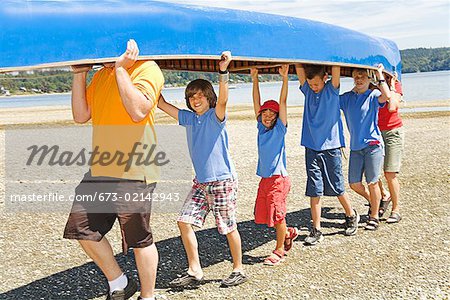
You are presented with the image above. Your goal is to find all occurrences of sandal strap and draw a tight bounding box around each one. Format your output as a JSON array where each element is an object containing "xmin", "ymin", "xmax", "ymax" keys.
[
  {"xmin": 264, "ymin": 256, "xmax": 279, "ymax": 264},
  {"xmin": 379, "ymin": 197, "xmax": 392, "ymax": 210},
  {"xmin": 272, "ymin": 249, "xmax": 285, "ymax": 258},
  {"xmin": 388, "ymin": 212, "xmax": 402, "ymax": 220},
  {"xmin": 368, "ymin": 217, "xmax": 379, "ymax": 224}
]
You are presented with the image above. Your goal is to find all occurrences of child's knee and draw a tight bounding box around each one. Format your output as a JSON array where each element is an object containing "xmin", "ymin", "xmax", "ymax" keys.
[
  {"xmin": 384, "ymin": 172, "xmax": 397, "ymax": 181},
  {"xmin": 367, "ymin": 181, "xmax": 380, "ymax": 189},
  {"xmin": 177, "ymin": 221, "xmax": 191, "ymax": 231},
  {"xmin": 349, "ymin": 182, "xmax": 362, "ymax": 191},
  {"xmin": 310, "ymin": 196, "xmax": 321, "ymax": 205},
  {"xmin": 225, "ymin": 228, "xmax": 239, "ymax": 237}
]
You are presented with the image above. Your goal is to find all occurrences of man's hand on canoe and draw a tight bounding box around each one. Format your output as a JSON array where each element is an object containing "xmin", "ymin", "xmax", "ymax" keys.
[
  {"xmin": 71, "ymin": 65, "xmax": 92, "ymax": 74},
  {"xmin": 115, "ymin": 39, "xmax": 139, "ymax": 70}
]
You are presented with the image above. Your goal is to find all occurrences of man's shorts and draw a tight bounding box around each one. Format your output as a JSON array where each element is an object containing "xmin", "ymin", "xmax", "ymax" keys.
[
  {"xmin": 177, "ymin": 177, "xmax": 238, "ymax": 235},
  {"xmin": 254, "ymin": 175, "xmax": 291, "ymax": 227},
  {"xmin": 305, "ymin": 148, "xmax": 345, "ymax": 197},
  {"xmin": 382, "ymin": 127, "xmax": 405, "ymax": 173},
  {"xmin": 63, "ymin": 171, "xmax": 156, "ymax": 253},
  {"xmin": 349, "ymin": 144, "xmax": 384, "ymax": 184}
]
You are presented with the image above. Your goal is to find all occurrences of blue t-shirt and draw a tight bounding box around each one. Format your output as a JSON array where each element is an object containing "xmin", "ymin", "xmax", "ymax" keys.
[
  {"xmin": 339, "ymin": 89, "xmax": 385, "ymax": 151},
  {"xmin": 300, "ymin": 81, "xmax": 346, "ymax": 151},
  {"xmin": 257, "ymin": 117, "xmax": 288, "ymax": 178},
  {"xmin": 178, "ymin": 108, "xmax": 236, "ymax": 183}
]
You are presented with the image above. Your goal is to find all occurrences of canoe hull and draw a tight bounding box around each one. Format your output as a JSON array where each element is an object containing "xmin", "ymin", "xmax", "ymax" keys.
[{"xmin": 0, "ymin": 1, "xmax": 401, "ymax": 76}]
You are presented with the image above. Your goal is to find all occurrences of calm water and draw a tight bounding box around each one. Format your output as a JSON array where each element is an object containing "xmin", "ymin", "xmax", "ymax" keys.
[{"xmin": 1, "ymin": 70, "xmax": 449, "ymax": 109}]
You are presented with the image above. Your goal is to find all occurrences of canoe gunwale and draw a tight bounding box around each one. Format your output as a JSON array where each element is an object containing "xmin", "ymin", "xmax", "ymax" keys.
[{"xmin": 0, "ymin": 55, "xmax": 395, "ymax": 79}]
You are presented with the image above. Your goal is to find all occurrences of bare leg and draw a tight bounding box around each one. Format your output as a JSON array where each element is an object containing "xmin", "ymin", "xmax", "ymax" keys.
[
  {"xmin": 226, "ymin": 229, "xmax": 243, "ymax": 272},
  {"xmin": 79, "ymin": 238, "xmax": 122, "ymax": 281},
  {"xmin": 274, "ymin": 221, "xmax": 287, "ymax": 251},
  {"xmin": 177, "ymin": 221, "xmax": 203, "ymax": 278},
  {"xmin": 368, "ymin": 182, "xmax": 381, "ymax": 219},
  {"xmin": 350, "ymin": 182, "xmax": 371, "ymax": 202},
  {"xmin": 134, "ymin": 244, "xmax": 158, "ymax": 298},
  {"xmin": 378, "ymin": 179, "xmax": 390, "ymax": 200},
  {"xmin": 310, "ymin": 197, "xmax": 321, "ymax": 229},
  {"xmin": 264, "ymin": 221, "xmax": 288, "ymax": 261},
  {"xmin": 336, "ymin": 192, "xmax": 354, "ymax": 216},
  {"xmin": 385, "ymin": 172, "xmax": 400, "ymax": 212}
]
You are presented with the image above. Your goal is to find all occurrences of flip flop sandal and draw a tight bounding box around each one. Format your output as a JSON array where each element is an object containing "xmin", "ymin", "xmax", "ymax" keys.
[
  {"xmin": 379, "ymin": 196, "xmax": 392, "ymax": 218},
  {"xmin": 284, "ymin": 227, "xmax": 299, "ymax": 252},
  {"xmin": 263, "ymin": 249, "xmax": 285, "ymax": 266},
  {"xmin": 365, "ymin": 217, "xmax": 380, "ymax": 231},
  {"xmin": 170, "ymin": 272, "xmax": 204, "ymax": 287},
  {"xmin": 386, "ymin": 211, "xmax": 402, "ymax": 224}
]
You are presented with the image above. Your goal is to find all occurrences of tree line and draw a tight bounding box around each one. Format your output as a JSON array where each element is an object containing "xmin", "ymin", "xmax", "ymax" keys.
[
  {"xmin": 400, "ymin": 47, "xmax": 449, "ymax": 73},
  {"xmin": 1, "ymin": 47, "xmax": 448, "ymax": 95}
]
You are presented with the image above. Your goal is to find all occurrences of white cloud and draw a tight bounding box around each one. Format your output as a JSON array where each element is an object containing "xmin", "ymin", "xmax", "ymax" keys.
[{"xmin": 160, "ymin": 0, "xmax": 450, "ymax": 49}]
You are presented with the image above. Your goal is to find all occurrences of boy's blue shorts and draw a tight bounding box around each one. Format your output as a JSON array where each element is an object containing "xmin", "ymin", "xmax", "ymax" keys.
[
  {"xmin": 305, "ymin": 147, "xmax": 345, "ymax": 197},
  {"xmin": 349, "ymin": 144, "xmax": 384, "ymax": 184}
]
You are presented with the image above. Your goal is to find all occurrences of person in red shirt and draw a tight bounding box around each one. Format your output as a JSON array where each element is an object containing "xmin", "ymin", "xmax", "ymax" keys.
[{"xmin": 377, "ymin": 72, "xmax": 404, "ymax": 223}]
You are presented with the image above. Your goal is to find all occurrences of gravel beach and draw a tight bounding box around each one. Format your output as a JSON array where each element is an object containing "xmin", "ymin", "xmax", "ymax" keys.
[{"xmin": 0, "ymin": 103, "xmax": 449, "ymax": 300}]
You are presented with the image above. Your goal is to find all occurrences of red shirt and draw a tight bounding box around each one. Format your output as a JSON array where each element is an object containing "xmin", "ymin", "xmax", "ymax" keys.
[{"xmin": 378, "ymin": 81, "xmax": 403, "ymax": 131}]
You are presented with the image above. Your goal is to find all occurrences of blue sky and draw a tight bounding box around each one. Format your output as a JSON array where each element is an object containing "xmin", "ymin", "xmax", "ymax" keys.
[{"xmin": 163, "ymin": 0, "xmax": 450, "ymax": 49}]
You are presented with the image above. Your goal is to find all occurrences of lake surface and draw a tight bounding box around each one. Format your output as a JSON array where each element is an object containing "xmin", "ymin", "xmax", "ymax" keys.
[{"xmin": 1, "ymin": 70, "xmax": 449, "ymax": 109}]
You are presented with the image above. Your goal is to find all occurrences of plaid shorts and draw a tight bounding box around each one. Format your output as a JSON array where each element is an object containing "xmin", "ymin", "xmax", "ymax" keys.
[{"xmin": 177, "ymin": 177, "xmax": 238, "ymax": 235}]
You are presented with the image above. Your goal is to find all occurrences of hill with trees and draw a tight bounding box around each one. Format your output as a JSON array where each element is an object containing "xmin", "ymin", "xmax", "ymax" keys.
[{"xmin": 400, "ymin": 47, "xmax": 449, "ymax": 73}]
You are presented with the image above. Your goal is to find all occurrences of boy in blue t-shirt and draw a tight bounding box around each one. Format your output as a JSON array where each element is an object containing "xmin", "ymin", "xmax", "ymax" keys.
[
  {"xmin": 250, "ymin": 65, "xmax": 299, "ymax": 266},
  {"xmin": 295, "ymin": 64, "xmax": 359, "ymax": 245},
  {"xmin": 340, "ymin": 64, "xmax": 391, "ymax": 231},
  {"xmin": 157, "ymin": 52, "xmax": 247, "ymax": 288}
]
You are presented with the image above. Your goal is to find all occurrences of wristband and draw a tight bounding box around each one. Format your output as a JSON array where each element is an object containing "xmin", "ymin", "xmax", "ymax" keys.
[
  {"xmin": 378, "ymin": 79, "xmax": 386, "ymax": 85},
  {"xmin": 219, "ymin": 69, "xmax": 228, "ymax": 74},
  {"xmin": 219, "ymin": 72, "xmax": 229, "ymax": 83}
]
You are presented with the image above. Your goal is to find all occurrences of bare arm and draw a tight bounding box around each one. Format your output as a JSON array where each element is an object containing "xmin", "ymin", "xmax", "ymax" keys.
[
  {"xmin": 387, "ymin": 74, "xmax": 400, "ymax": 111},
  {"xmin": 278, "ymin": 64, "xmax": 289, "ymax": 126},
  {"xmin": 250, "ymin": 68, "xmax": 261, "ymax": 119},
  {"xmin": 115, "ymin": 39, "xmax": 153, "ymax": 123},
  {"xmin": 71, "ymin": 65, "xmax": 92, "ymax": 123},
  {"xmin": 376, "ymin": 64, "xmax": 392, "ymax": 103},
  {"xmin": 295, "ymin": 64, "xmax": 306, "ymax": 86},
  {"xmin": 387, "ymin": 92, "xmax": 401, "ymax": 111},
  {"xmin": 157, "ymin": 94, "xmax": 179, "ymax": 120},
  {"xmin": 331, "ymin": 65, "xmax": 340, "ymax": 89},
  {"xmin": 215, "ymin": 51, "xmax": 232, "ymax": 122}
]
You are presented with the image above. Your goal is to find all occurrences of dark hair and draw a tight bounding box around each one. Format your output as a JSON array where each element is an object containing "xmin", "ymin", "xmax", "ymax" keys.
[
  {"xmin": 185, "ymin": 79, "xmax": 217, "ymax": 111},
  {"xmin": 304, "ymin": 65, "xmax": 326, "ymax": 80}
]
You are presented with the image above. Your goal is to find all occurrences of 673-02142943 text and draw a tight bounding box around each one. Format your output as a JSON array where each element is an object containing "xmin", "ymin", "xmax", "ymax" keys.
[{"xmin": 8, "ymin": 192, "xmax": 180, "ymax": 203}]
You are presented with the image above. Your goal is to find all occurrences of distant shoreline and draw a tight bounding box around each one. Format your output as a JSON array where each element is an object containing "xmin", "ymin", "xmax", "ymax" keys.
[
  {"xmin": 0, "ymin": 92, "xmax": 71, "ymax": 98},
  {"xmin": 1, "ymin": 70, "xmax": 449, "ymax": 98},
  {"xmin": 0, "ymin": 85, "xmax": 190, "ymax": 98}
]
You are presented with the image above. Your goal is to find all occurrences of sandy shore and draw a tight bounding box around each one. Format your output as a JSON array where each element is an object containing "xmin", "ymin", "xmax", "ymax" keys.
[
  {"xmin": 0, "ymin": 105, "xmax": 449, "ymax": 299},
  {"xmin": 0, "ymin": 100, "xmax": 448, "ymax": 127}
]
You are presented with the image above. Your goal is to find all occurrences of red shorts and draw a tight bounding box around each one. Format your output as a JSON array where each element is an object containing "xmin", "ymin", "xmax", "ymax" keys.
[{"xmin": 254, "ymin": 176, "xmax": 291, "ymax": 227}]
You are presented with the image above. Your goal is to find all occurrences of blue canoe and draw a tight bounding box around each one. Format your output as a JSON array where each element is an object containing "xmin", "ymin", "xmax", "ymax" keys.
[{"xmin": 0, "ymin": 1, "xmax": 401, "ymax": 76}]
